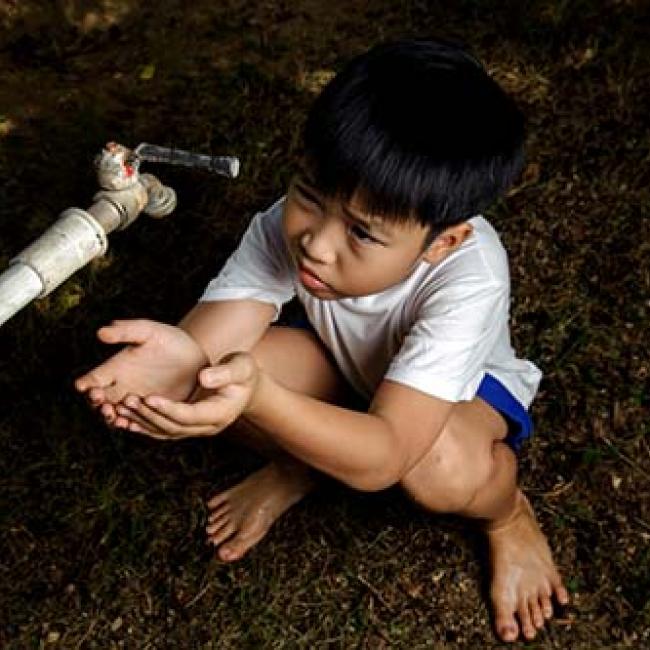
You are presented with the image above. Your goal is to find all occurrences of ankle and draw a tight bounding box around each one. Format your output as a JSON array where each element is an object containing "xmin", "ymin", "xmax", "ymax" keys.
[
  {"xmin": 485, "ymin": 489, "xmax": 526, "ymax": 533},
  {"xmin": 268, "ymin": 458, "xmax": 317, "ymax": 493}
]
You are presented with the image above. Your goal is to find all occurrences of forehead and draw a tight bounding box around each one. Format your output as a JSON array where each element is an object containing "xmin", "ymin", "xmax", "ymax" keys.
[{"xmin": 292, "ymin": 174, "xmax": 427, "ymax": 241}]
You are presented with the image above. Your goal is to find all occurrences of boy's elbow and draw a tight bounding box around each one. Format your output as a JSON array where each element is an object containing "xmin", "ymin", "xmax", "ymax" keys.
[
  {"xmin": 342, "ymin": 464, "xmax": 403, "ymax": 492},
  {"xmin": 337, "ymin": 424, "xmax": 409, "ymax": 492}
]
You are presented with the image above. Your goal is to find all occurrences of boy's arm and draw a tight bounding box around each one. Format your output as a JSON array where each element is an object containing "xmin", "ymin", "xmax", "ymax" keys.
[
  {"xmin": 124, "ymin": 354, "xmax": 453, "ymax": 491},
  {"xmin": 75, "ymin": 299, "xmax": 276, "ymax": 409},
  {"xmin": 245, "ymin": 370, "xmax": 454, "ymax": 491},
  {"xmin": 179, "ymin": 299, "xmax": 276, "ymax": 363}
]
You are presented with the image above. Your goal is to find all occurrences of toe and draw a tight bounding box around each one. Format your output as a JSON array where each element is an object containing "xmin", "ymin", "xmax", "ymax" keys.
[
  {"xmin": 208, "ymin": 521, "xmax": 236, "ymax": 547},
  {"xmin": 529, "ymin": 596, "xmax": 545, "ymax": 630},
  {"xmin": 540, "ymin": 592, "xmax": 554, "ymax": 619},
  {"xmin": 207, "ymin": 491, "xmax": 231, "ymax": 510},
  {"xmin": 518, "ymin": 599, "xmax": 536, "ymax": 640},
  {"xmin": 219, "ymin": 541, "xmax": 245, "ymax": 562},
  {"xmin": 219, "ymin": 523, "xmax": 264, "ymax": 563},
  {"xmin": 208, "ymin": 502, "xmax": 231, "ymax": 522},
  {"xmin": 494, "ymin": 604, "xmax": 519, "ymax": 642},
  {"xmin": 555, "ymin": 582, "xmax": 570, "ymax": 606},
  {"xmin": 206, "ymin": 513, "xmax": 231, "ymax": 535},
  {"xmin": 218, "ymin": 535, "xmax": 253, "ymax": 562}
]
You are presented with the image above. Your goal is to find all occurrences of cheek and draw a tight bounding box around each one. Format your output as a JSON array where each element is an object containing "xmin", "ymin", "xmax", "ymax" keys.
[
  {"xmin": 354, "ymin": 251, "xmax": 418, "ymax": 290},
  {"xmin": 282, "ymin": 209, "xmax": 300, "ymax": 245}
]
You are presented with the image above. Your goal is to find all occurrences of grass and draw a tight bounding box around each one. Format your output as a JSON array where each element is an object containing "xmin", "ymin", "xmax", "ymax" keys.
[{"xmin": 0, "ymin": 0, "xmax": 649, "ymax": 647}]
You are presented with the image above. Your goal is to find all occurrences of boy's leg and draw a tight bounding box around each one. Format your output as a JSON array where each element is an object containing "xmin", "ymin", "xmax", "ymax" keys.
[
  {"xmin": 205, "ymin": 325, "xmax": 350, "ymax": 562},
  {"xmin": 399, "ymin": 399, "xmax": 569, "ymax": 642}
]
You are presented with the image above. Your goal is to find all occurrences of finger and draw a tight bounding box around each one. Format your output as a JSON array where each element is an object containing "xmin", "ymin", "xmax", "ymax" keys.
[
  {"xmin": 141, "ymin": 394, "xmax": 232, "ymax": 428},
  {"xmin": 199, "ymin": 353, "xmax": 256, "ymax": 389},
  {"xmin": 100, "ymin": 402, "xmax": 117, "ymax": 423},
  {"xmin": 128, "ymin": 396, "xmax": 217, "ymax": 437},
  {"xmin": 88, "ymin": 386, "xmax": 108, "ymax": 406},
  {"xmin": 126, "ymin": 419, "xmax": 174, "ymax": 440},
  {"xmin": 112, "ymin": 404, "xmax": 169, "ymax": 439},
  {"xmin": 115, "ymin": 402, "xmax": 156, "ymax": 430},
  {"xmin": 113, "ymin": 414, "xmax": 133, "ymax": 429},
  {"xmin": 114, "ymin": 401, "xmax": 175, "ymax": 439},
  {"xmin": 97, "ymin": 318, "xmax": 156, "ymax": 346},
  {"xmin": 75, "ymin": 370, "xmax": 114, "ymax": 393}
]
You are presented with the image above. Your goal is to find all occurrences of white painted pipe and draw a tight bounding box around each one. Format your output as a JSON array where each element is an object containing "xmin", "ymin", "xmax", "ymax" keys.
[
  {"xmin": 0, "ymin": 263, "xmax": 44, "ymax": 324},
  {"xmin": 0, "ymin": 208, "xmax": 108, "ymax": 326},
  {"xmin": 0, "ymin": 174, "xmax": 163, "ymax": 327},
  {"xmin": 0, "ymin": 141, "xmax": 238, "ymax": 327}
]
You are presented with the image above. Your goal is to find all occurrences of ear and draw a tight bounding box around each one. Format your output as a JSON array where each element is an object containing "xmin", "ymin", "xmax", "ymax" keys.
[{"xmin": 421, "ymin": 222, "xmax": 474, "ymax": 265}]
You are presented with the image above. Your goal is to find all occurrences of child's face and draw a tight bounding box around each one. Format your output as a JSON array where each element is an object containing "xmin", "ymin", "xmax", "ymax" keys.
[{"xmin": 282, "ymin": 176, "xmax": 439, "ymax": 300}]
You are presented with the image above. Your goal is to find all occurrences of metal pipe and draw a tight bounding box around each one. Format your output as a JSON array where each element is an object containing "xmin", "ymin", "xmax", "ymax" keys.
[{"xmin": 0, "ymin": 141, "xmax": 239, "ymax": 327}]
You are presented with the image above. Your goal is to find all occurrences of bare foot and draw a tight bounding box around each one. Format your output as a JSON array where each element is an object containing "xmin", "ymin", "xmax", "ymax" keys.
[
  {"xmin": 205, "ymin": 461, "xmax": 314, "ymax": 562},
  {"xmin": 487, "ymin": 491, "xmax": 569, "ymax": 642}
]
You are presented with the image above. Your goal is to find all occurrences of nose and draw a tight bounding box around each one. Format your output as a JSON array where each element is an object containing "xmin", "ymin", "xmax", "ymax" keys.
[{"xmin": 300, "ymin": 221, "xmax": 336, "ymax": 265}]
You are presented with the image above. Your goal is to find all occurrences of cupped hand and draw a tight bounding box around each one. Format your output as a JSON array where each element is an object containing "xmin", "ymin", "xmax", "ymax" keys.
[
  {"xmin": 75, "ymin": 319, "xmax": 209, "ymax": 426},
  {"xmin": 113, "ymin": 351, "xmax": 261, "ymax": 440}
]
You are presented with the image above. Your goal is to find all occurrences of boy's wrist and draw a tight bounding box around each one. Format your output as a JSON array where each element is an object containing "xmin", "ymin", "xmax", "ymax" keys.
[
  {"xmin": 243, "ymin": 364, "xmax": 271, "ymax": 421},
  {"xmin": 177, "ymin": 323, "xmax": 211, "ymax": 366}
]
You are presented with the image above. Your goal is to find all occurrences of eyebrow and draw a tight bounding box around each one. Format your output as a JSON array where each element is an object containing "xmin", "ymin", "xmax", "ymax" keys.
[
  {"xmin": 294, "ymin": 177, "xmax": 390, "ymax": 242},
  {"xmin": 294, "ymin": 179, "xmax": 322, "ymax": 204},
  {"xmin": 341, "ymin": 203, "xmax": 391, "ymax": 238}
]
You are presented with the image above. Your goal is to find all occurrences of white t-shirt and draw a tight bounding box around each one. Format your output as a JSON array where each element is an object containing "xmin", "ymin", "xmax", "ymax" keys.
[{"xmin": 201, "ymin": 198, "xmax": 541, "ymax": 407}]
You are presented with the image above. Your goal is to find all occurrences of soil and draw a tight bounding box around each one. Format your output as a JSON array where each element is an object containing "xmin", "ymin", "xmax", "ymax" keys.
[{"xmin": 0, "ymin": 1, "xmax": 648, "ymax": 648}]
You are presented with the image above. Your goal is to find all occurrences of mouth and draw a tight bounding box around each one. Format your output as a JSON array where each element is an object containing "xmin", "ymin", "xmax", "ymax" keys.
[{"xmin": 298, "ymin": 263, "xmax": 332, "ymax": 292}]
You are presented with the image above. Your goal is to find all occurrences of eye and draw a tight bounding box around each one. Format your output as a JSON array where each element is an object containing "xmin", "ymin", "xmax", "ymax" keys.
[{"xmin": 349, "ymin": 223, "xmax": 376, "ymax": 243}]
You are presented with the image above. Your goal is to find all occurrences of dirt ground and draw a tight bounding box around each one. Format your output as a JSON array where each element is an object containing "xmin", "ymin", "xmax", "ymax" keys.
[{"xmin": 0, "ymin": 1, "xmax": 648, "ymax": 648}]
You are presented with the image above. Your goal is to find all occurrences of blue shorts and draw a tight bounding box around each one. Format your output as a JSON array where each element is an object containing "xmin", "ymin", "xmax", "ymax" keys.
[
  {"xmin": 281, "ymin": 314, "xmax": 533, "ymax": 453},
  {"xmin": 476, "ymin": 373, "xmax": 533, "ymax": 452}
]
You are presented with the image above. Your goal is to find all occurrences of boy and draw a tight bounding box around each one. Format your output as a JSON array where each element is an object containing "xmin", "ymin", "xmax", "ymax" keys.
[{"xmin": 75, "ymin": 39, "xmax": 569, "ymax": 642}]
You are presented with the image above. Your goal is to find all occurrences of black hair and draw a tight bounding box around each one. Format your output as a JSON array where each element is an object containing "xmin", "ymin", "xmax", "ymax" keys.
[{"xmin": 303, "ymin": 38, "xmax": 525, "ymax": 237}]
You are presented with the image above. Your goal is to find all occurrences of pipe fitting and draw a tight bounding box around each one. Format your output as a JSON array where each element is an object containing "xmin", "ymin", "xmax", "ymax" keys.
[
  {"xmin": 139, "ymin": 173, "xmax": 177, "ymax": 218},
  {"xmin": 93, "ymin": 180, "xmax": 149, "ymax": 230}
]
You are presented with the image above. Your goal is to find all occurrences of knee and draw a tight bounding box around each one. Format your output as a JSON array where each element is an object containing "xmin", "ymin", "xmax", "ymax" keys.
[{"xmin": 399, "ymin": 426, "xmax": 495, "ymax": 514}]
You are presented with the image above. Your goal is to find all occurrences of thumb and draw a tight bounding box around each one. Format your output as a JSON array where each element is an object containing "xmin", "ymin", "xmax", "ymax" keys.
[
  {"xmin": 97, "ymin": 319, "xmax": 155, "ymax": 346},
  {"xmin": 199, "ymin": 353, "xmax": 256, "ymax": 389}
]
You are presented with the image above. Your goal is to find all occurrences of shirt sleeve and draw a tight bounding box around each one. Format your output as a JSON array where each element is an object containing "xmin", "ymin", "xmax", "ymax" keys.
[
  {"xmin": 200, "ymin": 198, "xmax": 295, "ymax": 319},
  {"xmin": 384, "ymin": 279, "xmax": 509, "ymax": 402}
]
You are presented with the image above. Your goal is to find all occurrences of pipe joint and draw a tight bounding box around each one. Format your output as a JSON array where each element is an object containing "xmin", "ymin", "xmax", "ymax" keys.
[
  {"xmin": 93, "ymin": 181, "xmax": 149, "ymax": 231},
  {"xmin": 139, "ymin": 173, "xmax": 177, "ymax": 218}
]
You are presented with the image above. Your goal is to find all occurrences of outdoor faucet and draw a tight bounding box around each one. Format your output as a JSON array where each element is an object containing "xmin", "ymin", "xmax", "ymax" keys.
[{"xmin": 0, "ymin": 142, "xmax": 239, "ymax": 327}]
